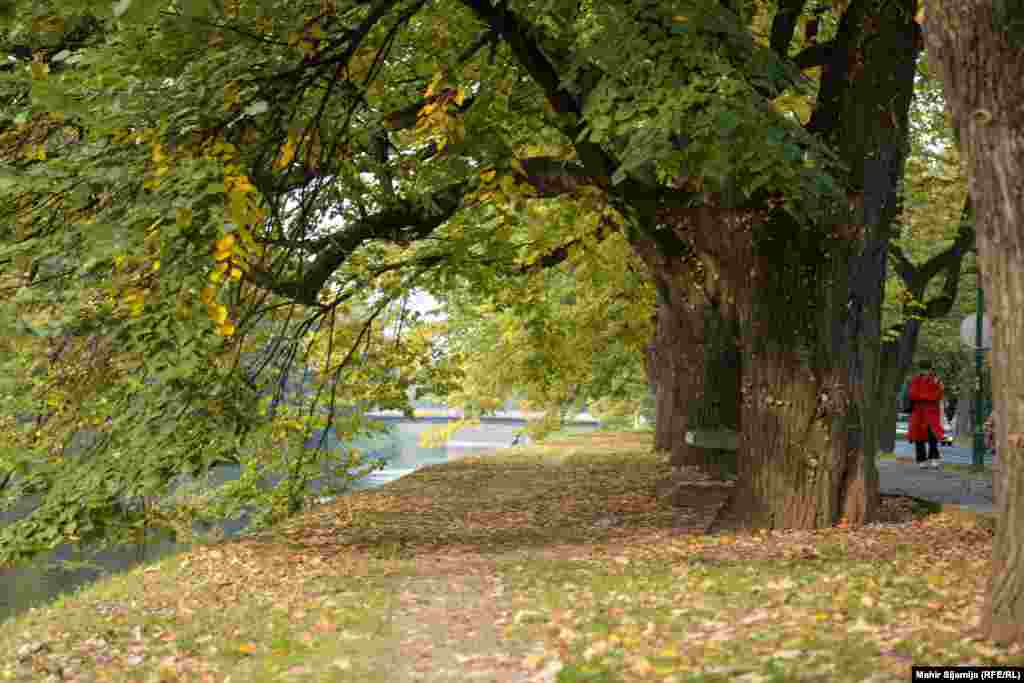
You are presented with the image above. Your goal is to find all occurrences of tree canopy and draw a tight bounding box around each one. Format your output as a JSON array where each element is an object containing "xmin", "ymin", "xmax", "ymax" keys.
[{"xmin": 0, "ymin": 0, "xmax": 901, "ymax": 558}]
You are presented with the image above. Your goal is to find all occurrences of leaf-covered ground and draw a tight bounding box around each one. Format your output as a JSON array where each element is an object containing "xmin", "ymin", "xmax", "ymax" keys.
[{"xmin": 1, "ymin": 431, "xmax": 1014, "ymax": 682}]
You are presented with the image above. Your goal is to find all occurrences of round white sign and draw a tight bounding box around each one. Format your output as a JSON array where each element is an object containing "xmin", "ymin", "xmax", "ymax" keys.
[{"xmin": 960, "ymin": 313, "xmax": 993, "ymax": 350}]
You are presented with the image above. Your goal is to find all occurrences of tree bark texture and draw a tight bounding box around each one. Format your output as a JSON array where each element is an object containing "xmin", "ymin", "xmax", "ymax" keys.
[
  {"xmin": 635, "ymin": 237, "xmax": 737, "ymax": 476},
  {"xmin": 654, "ymin": 207, "xmax": 858, "ymax": 528},
  {"xmin": 924, "ymin": 0, "xmax": 1024, "ymax": 645}
]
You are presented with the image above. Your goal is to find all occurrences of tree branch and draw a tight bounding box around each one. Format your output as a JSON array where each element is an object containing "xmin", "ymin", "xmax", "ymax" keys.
[
  {"xmin": 770, "ymin": 0, "xmax": 808, "ymax": 57},
  {"xmin": 793, "ymin": 40, "xmax": 835, "ymax": 70},
  {"xmin": 456, "ymin": 0, "xmax": 615, "ymax": 178},
  {"xmin": 252, "ymin": 183, "xmax": 466, "ymax": 306},
  {"xmin": 888, "ymin": 196, "xmax": 973, "ymax": 318}
]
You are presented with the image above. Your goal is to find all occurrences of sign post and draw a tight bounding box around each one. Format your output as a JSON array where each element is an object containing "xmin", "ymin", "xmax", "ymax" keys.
[{"xmin": 960, "ymin": 298, "xmax": 992, "ymax": 471}]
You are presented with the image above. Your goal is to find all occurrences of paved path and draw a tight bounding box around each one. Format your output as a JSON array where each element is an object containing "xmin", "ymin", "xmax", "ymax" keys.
[
  {"xmin": 878, "ymin": 443, "xmax": 996, "ymax": 516},
  {"xmin": 891, "ymin": 440, "xmax": 986, "ymax": 467}
]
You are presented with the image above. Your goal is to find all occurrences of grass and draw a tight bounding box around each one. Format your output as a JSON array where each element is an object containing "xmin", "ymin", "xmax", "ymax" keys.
[{"xmin": 1, "ymin": 431, "xmax": 1016, "ymax": 682}]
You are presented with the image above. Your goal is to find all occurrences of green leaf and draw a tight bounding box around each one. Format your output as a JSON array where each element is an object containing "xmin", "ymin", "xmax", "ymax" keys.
[
  {"xmin": 783, "ymin": 143, "xmax": 802, "ymax": 163},
  {"xmin": 717, "ymin": 110, "xmax": 740, "ymax": 134}
]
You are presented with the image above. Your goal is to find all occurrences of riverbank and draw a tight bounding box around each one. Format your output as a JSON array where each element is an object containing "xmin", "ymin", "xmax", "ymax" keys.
[{"xmin": 2, "ymin": 431, "xmax": 1018, "ymax": 682}]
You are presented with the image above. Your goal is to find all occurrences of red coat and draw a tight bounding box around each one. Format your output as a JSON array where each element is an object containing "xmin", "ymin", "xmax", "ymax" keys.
[{"xmin": 908, "ymin": 373, "xmax": 944, "ymax": 442}]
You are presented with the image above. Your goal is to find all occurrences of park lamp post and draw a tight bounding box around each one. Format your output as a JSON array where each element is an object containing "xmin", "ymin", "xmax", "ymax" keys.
[{"xmin": 972, "ymin": 284, "xmax": 987, "ymax": 472}]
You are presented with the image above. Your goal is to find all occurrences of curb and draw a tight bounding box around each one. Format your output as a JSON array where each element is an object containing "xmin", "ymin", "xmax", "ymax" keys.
[{"xmin": 888, "ymin": 493, "xmax": 998, "ymax": 530}]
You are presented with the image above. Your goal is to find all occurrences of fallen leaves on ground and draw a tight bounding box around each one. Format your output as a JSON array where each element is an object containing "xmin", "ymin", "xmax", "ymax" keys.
[{"xmin": 0, "ymin": 431, "xmax": 1014, "ymax": 683}]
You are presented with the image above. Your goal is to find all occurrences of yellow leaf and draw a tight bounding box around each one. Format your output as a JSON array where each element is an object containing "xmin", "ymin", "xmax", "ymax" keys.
[
  {"xmin": 673, "ymin": 15, "xmax": 689, "ymax": 22},
  {"xmin": 152, "ymin": 260, "xmax": 160, "ymax": 272},
  {"xmin": 424, "ymin": 71, "xmax": 444, "ymax": 98},
  {"xmin": 481, "ymin": 168, "xmax": 496, "ymax": 183},
  {"xmin": 631, "ymin": 658, "xmax": 655, "ymax": 676},
  {"xmin": 274, "ymin": 135, "xmax": 297, "ymax": 170},
  {"xmin": 454, "ymin": 87, "xmax": 466, "ymax": 106},
  {"xmin": 200, "ymin": 285, "xmax": 216, "ymax": 304},
  {"xmin": 33, "ymin": 14, "xmax": 65, "ymax": 33},
  {"xmin": 216, "ymin": 234, "xmax": 236, "ymax": 252},
  {"xmin": 30, "ymin": 63, "xmax": 49, "ymax": 80},
  {"xmin": 218, "ymin": 321, "xmax": 236, "ymax": 337},
  {"xmin": 210, "ymin": 305, "xmax": 228, "ymax": 324},
  {"xmin": 230, "ymin": 267, "xmax": 242, "ymax": 280}
]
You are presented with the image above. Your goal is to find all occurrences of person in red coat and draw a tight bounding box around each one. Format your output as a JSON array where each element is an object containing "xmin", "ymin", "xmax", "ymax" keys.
[{"xmin": 908, "ymin": 360, "xmax": 945, "ymax": 469}]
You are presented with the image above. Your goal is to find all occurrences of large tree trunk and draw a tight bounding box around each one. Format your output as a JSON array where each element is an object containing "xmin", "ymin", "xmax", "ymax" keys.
[
  {"xmin": 713, "ymin": 0, "xmax": 919, "ymax": 528},
  {"xmin": 658, "ymin": 207, "xmax": 860, "ymax": 529},
  {"xmin": 735, "ymin": 344, "xmax": 851, "ymax": 527},
  {"xmin": 924, "ymin": 0, "xmax": 1024, "ymax": 645},
  {"xmin": 636, "ymin": 238, "xmax": 738, "ymax": 477},
  {"xmin": 639, "ymin": 0, "xmax": 917, "ymax": 529}
]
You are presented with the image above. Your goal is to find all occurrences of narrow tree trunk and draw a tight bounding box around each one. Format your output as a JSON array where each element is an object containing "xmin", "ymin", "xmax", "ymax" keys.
[
  {"xmin": 956, "ymin": 395, "xmax": 971, "ymax": 443},
  {"xmin": 646, "ymin": 300, "xmax": 697, "ymax": 456},
  {"xmin": 879, "ymin": 397, "xmax": 899, "ymax": 453},
  {"xmin": 817, "ymin": 0, "xmax": 920, "ymax": 525},
  {"xmin": 876, "ymin": 320, "xmax": 923, "ymax": 452},
  {"xmin": 924, "ymin": 0, "xmax": 1024, "ymax": 644}
]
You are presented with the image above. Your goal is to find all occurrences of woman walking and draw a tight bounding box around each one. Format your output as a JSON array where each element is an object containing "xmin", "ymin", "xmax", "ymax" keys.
[{"xmin": 908, "ymin": 360, "xmax": 945, "ymax": 469}]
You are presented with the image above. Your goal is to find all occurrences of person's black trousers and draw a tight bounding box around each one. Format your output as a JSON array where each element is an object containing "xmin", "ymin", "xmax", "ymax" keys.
[{"xmin": 914, "ymin": 426, "xmax": 941, "ymax": 462}]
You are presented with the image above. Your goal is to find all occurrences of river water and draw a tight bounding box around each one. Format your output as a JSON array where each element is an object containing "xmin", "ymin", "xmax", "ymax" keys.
[{"xmin": 0, "ymin": 418, "xmax": 578, "ymax": 624}]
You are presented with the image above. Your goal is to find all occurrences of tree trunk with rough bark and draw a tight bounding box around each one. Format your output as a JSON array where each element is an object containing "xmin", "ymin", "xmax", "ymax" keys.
[
  {"xmin": 812, "ymin": 0, "xmax": 921, "ymax": 525},
  {"xmin": 657, "ymin": 206, "xmax": 860, "ymax": 529},
  {"xmin": 646, "ymin": 299, "xmax": 698, "ymax": 456},
  {"xmin": 641, "ymin": 0, "xmax": 918, "ymax": 528},
  {"xmin": 924, "ymin": 0, "xmax": 1024, "ymax": 645},
  {"xmin": 636, "ymin": 237, "xmax": 738, "ymax": 476}
]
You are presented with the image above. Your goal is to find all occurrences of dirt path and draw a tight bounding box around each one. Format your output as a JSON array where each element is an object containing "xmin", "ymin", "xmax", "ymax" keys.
[{"xmin": 383, "ymin": 567, "xmax": 545, "ymax": 682}]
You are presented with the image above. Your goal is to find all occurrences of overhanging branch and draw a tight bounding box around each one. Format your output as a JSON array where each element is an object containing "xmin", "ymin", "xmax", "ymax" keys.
[
  {"xmin": 456, "ymin": 0, "xmax": 616, "ymax": 178},
  {"xmin": 252, "ymin": 183, "xmax": 466, "ymax": 306}
]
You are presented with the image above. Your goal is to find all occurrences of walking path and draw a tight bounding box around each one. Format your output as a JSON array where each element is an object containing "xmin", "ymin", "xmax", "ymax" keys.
[{"xmin": 878, "ymin": 441, "xmax": 996, "ymax": 519}]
